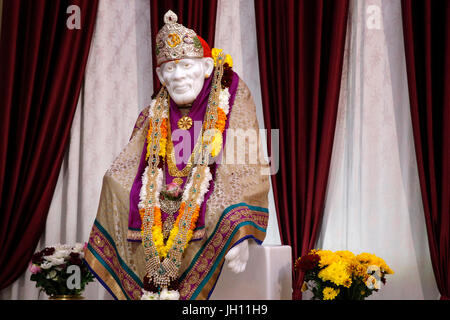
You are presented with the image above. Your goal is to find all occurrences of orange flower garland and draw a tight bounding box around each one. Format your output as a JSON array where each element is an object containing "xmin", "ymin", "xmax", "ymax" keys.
[
  {"xmin": 215, "ymin": 107, "xmax": 227, "ymax": 133},
  {"xmin": 146, "ymin": 118, "xmax": 168, "ymax": 160},
  {"xmin": 202, "ymin": 106, "xmax": 228, "ymax": 158},
  {"xmin": 140, "ymin": 201, "xmax": 200, "ymax": 259}
]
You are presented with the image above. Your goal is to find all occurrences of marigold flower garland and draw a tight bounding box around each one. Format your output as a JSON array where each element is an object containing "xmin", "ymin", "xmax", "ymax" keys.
[
  {"xmin": 139, "ymin": 177, "xmax": 204, "ymax": 260},
  {"xmin": 203, "ymin": 87, "xmax": 230, "ymax": 157},
  {"xmin": 139, "ymin": 50, "xmax": 231, "ymax": 300},
  {"xmin": 146, "ymin": 117, "xmax": 168, "ymax": 160}
]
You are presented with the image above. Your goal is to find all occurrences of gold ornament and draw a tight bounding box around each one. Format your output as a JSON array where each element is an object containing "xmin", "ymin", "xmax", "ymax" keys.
[
  {"xmin": 172, "ymin": 177, "xmax": 183, "ymax": 185},
  {"xmin": 166, "ymin": 119, "xmax": 202, "ymax": 178},
  {"xmin": 177, "ymin": 115, "xmax": 193, "ymax": 130},
  {"xmin": 167, "ymin": 33, "xmax": 181, "ymax": 48}
]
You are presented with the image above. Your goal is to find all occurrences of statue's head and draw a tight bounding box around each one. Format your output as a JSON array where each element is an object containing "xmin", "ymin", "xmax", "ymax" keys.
[
  {"xmin": 156, "ymin": 57, "xmax": 214, "ymax": 106},
  {"xmin": 155, "ymin": 10, "xmax": 214, "ymax": 106}
]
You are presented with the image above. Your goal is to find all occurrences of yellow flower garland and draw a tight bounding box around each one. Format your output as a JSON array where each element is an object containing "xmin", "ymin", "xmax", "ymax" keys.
[
  {"xmin": 203, "ymin": 106, "xmax": 227, "ymax": 157},
  {"xmin": 140, "ymin": 202, "xmax": 200, "ymax": 259}
]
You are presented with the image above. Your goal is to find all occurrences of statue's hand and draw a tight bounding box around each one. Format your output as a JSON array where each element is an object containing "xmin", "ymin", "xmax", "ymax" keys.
[{"xmin": 224, "ymin": 239, "xmax": 249, "ymax": 273}]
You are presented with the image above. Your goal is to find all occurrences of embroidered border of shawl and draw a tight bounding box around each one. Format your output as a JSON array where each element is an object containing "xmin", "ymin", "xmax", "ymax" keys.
[{"xmin": 85, "ymin": 203, "xmax": 268, "ymax": 300}]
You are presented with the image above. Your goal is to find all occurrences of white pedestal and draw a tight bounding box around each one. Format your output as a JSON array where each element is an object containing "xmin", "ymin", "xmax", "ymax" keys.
[{"xmin": 210, "ymin": 243, "xmax": 292, "ymax": 300}]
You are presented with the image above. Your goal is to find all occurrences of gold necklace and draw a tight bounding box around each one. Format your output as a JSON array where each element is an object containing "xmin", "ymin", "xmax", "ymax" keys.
[{"xmin": 166, "ymin": 115, "xmax": 203, "ymax": 184}]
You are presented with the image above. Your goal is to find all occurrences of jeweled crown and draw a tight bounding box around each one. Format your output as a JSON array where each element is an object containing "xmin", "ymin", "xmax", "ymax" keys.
[{"xmin": 155, "ymin": 10, "xmax": 204, "ymax": 66}]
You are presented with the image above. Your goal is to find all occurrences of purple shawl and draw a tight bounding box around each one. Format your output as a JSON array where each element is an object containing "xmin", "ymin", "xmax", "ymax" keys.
[{"xmin": 128, "ymin": 71, "xmax": 239, "ymax": 240}]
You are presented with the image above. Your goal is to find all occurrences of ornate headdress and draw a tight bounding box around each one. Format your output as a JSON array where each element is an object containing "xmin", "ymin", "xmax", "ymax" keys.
[{"xmin": 155, "ymin": 10, "xmax": 212, "ymax": 66}]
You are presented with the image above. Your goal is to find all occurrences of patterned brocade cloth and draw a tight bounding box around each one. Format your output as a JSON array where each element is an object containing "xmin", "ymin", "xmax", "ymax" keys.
[{"xmin": 84, "ymin": 79, "xmax": 270, "ymax": 300}]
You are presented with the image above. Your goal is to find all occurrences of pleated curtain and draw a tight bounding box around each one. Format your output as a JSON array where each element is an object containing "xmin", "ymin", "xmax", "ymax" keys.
[
  {"xmin": 401, "ymin": 0, "xmax": 450, "ymax": 300},
  {"xmin": 0, "ymin": 0, "xmax": 99, "ymax": 292},
  {"xmin": 254, "ymin": 0, "xmax": 350, "ymax": 299}
]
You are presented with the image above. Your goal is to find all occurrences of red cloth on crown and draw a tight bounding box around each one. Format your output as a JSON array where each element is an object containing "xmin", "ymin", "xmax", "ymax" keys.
[{"xmin": 197, "ymin": 35, "xmax": 212, "ymax": 58}]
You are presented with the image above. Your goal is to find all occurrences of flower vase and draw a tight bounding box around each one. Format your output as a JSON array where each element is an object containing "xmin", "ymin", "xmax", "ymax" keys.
[{"xmin": 49, "ymin": 294, "xmax": 85, "ymax": 300}]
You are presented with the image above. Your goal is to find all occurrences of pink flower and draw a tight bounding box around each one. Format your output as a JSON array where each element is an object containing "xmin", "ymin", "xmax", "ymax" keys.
[
  {"xmin": 83, "ymin": 242, "xmax": 88, "ymax": 250},
  {"xmin": 29, "ymin": 264, "xmax": 42, "ymax": 274},
  {"xmin": 166, "ymin": 182, "xmax": 179, "ymax": 191},
  {"xmin": 166, "ymin": 182, "xmax": 182, "ymax": 197}
]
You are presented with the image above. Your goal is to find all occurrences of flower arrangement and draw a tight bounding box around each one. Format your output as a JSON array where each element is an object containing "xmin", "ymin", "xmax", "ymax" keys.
[
  {"xmin": 295, "ymin": 249, "xmax": 394, "ymax": 300},
  {"xmin": 29, "ymin": 243, "xmax": 95, "ymax": 298}
]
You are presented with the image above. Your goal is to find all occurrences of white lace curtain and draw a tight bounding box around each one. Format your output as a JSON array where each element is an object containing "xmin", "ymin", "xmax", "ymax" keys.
[{"xmin": 316, "ymin": 0, "xmax": 439, "ymax": 299}]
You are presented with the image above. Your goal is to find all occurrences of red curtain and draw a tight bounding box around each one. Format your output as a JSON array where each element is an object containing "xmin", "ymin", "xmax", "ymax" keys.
[
  {"xmin": 401, "ymin": 0, "xmax": 450, "ymax": 300},
  {"xmin": 150, "ymin": 0, "xmax": 218, "ymax": 93},
  {"xmin": 0, "ymin": 0, "xmax": 98, "ymax": 290},
  {"xmin": 254, "ymin": 0, "xmax": 349, "ymax": 299}
]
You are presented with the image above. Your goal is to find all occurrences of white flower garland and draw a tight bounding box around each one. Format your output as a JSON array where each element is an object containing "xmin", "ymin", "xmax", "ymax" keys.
[
  {"xmin": 219, "ymin": 87, "xmax": 230, "ymax": 115},
  {"xmin": 138, "ymin": 167, "xmax": 163, "ymax": 209},
  {"xmin": 181, "ymin": 165, "xmax": 212, "ymax": 205},
  {"xmin": 148, "ymin": 98, "xmax": 169, "ymax": 118}
]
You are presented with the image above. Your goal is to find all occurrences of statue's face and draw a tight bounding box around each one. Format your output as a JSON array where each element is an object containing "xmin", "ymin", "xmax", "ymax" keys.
[{"xmin": 156, "ymin": 57, "xmax": 214, "ymax": 106}]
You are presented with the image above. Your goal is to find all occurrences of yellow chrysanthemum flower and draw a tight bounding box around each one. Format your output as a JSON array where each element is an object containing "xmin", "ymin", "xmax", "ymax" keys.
[
  {"xmin": 356, "ymin": 252, "xmax": 394, "ymax": 275},
  {"xmin": 323, "ymin": 287, "xmax": 340, "ymax": 300},
  {"xmin": 211, "ymin": 48, "xmax": 233, "ymax": 68},
  {"xmin": 224, "ymin": 54, "xmax": 233, "ymax": 67},
  {"xmin": 356, "ymin": 252, "xmax": 380, "ymax": 265},
  {"xmin": 336, "ymin": 250, "xmax": 356, "ymax": 261},
  {"xmin": 318, "ymin": 260, "xmax": 351, "ymax": 286},
  {"xmin": 381, "ymin": 264, "xmax": 395, "ymax": 275},
  {"xmin": 343, "ymin": 278, "xmax": 352, "ymax": 288},
  {"xmin": 317, "ymin": 250, "xmax": 339, "ymax": 267},
  {"xmin": 351, "ymin": 263, "xmax": 367, "ymax": 278},
  {"xmin": 211, "ymin": 48, "xmax": 223, "ymax": 67}
]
